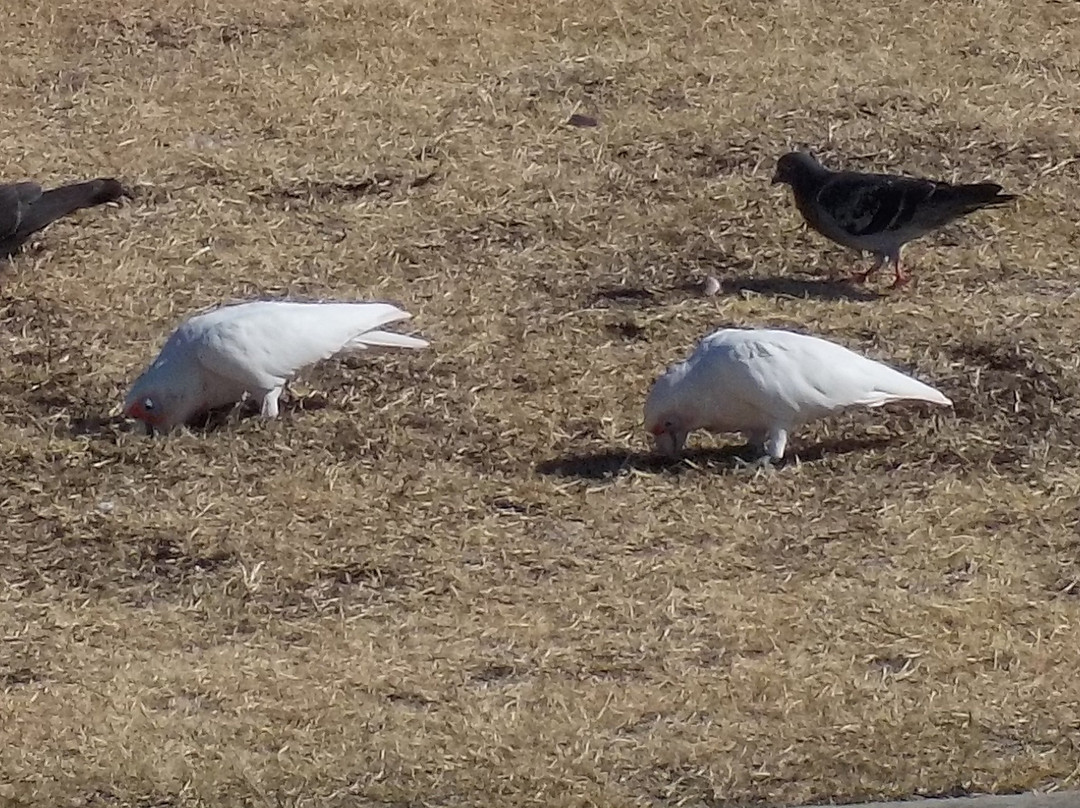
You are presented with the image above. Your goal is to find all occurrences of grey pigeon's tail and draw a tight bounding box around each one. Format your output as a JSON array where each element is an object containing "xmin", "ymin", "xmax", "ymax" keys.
[
  {"xmin": 949, "ymin": 182, "xmax": 1017, "ymax": 212},
  {"xmin": 1, "ymin": 177, "xmax": 127, "ymax": 258},
  {"xmin": 20, "ymin": 179, "xmax": 127, "ymax": 235},
  {"xmin": 911, "ymin": 180, "xmax": 1017, "ymax": 233}
]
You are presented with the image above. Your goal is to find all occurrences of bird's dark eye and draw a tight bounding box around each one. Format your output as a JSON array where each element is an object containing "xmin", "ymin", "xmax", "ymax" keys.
[{"xmin": 143, "ymin": 398, "xmax": 155, "ymax": 411}]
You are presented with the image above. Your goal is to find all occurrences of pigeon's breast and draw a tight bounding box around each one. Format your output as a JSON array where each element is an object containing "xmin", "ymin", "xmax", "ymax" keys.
[{"xmin": 797, "ymin": 191, "xmax": 884, "ymax": 252}]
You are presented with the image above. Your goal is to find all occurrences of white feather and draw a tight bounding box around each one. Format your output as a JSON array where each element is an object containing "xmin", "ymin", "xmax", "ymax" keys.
[
  {"xmin": 124, "ymin": 300, "xmax": 428, "ymax": 432},
  {"xmin": 643, "ymin": 327, "xmax": 952, "ymax": 460}
]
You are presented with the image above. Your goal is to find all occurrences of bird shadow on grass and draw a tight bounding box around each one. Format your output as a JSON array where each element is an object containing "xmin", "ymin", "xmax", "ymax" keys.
[
  {"xmin": 586, "ymin": 285, "xmax": 662, "ymax": 310},
  {"xmin": 715, "ymin": 274, "xmax": 883, "ymax": 303},
  {"xmin": 69, "ymin": 410, "xmax": 235, "ymax": 438},
  {"xmin": 70, "ymin": 414, "xmax": 132, "ymax": 437},
  {"xmin": 184, "ymin": 395, "xmax": 331, "ymax": 433},
  {"xmin": 584, "ymin": 276, "xmax": 879, "ymax": 312},
  {"xmin": 69, "ymin": 395, "xmax": 331, "ymax": 438},
  {"xmin": 536, "ymin": 436, "xmax": 894, "ymax": 480}
]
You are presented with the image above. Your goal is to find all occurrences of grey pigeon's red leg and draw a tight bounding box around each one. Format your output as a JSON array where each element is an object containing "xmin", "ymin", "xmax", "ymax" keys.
[
  {"xmin": 885, "ymin": 249, "xmax": 911, "ymax": 289},
  {"xmin": 888, "ymin": 250, "xmax": 910, "ymax": 289}
]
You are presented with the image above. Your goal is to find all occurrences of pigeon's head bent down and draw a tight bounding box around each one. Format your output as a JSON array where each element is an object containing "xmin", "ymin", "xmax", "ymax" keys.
[
  {"xmin": 124, "ymin": 398, "xmax": 158, "ymax": 432},
  {"xmin": 771, "ymin": 151, "xmax": 824, "ymax": 187},
  {"xmin": 643, "ymin": 362, "xmax": 695, "ymax": 458},
  {"xmin": 122, "ymin": 367, "xmax": 190, "ymax": 435}
]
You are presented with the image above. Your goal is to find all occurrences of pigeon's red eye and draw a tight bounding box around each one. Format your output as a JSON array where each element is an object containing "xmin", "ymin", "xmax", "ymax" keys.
[{"xmin": 649, "ymin": 423, "xmax": 666, "ymax": 436}]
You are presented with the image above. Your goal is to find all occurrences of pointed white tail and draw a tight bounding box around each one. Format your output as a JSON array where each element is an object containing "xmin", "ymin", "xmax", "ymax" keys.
[{"xmin": 348, "ymin": 330, "xmax": 430, "ymax": 351}]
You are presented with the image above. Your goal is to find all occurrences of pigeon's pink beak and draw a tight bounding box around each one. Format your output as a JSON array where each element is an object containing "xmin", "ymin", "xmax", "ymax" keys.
[
  {"xmin": 125, "ymin": 399, "xmax": 163, "ymax": 429},
  {"xmin": 649, "ymin": 423, "xmax": 686, "ymax": 458}
]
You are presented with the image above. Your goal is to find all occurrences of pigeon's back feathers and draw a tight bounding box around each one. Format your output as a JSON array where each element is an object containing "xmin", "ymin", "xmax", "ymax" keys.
[
  {"xmin": 661, "ymin": 327, "xmax": 950, "ymax": 420},
  {"xmin": 713, "ymin": 328, "xmax": 948, "ymax": 399},
  {"xmin": 185, "ymin": 301, "xmax": 427, "ymax": 391},
  {"xmin": 818, "ymin": 172, "xmax": 1016, "ymax": 241}
]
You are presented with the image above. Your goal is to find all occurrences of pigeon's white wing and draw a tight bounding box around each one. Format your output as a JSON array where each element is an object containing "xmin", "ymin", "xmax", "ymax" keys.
[
  {"xmin": 191, "ymin": 301, "xmax": 426, "ymax": 392},
  {"xmin": 674, "ymin": 333, "xmax": 786, "ymax": 433},
  {"xmin": 770, "ymin": 331, "xmax": 950, "ymax": 410},
  {"xmin": 692, "ymin": 329, "xmax": 950, "ymax": 428}
]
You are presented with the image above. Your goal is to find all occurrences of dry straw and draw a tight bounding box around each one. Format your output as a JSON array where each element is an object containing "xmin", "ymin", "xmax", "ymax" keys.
[{"xmin": 1, "ymin": 0, "xmax": 1079, "ymax": 806}]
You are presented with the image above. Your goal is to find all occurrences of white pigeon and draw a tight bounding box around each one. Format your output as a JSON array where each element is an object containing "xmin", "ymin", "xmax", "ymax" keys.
[
  {"xmin": 643, "ymin": 327, "xmax": 952, "ymax": 462},
  {"xmin": 123, "ymin": 300, "xmax": 429, "ymax": 434}
]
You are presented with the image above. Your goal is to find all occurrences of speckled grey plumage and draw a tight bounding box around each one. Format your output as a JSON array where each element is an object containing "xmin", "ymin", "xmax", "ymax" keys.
[{"xmin": 772, "ymin": 151, "xmax": 1016, "ymax": 287}]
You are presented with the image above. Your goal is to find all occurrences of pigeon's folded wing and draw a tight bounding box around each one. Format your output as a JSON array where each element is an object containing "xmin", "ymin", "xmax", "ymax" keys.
[
  {"xmin": 815, "ymin": 174, "xmax": 937, "ymax": 239},
  {"xmin": 702, "ymin": 330, "xmax": 949, "ymax": 419},
  {"xmin": 193, "ymin": 302, "xmax": 422, "ymax": 388},
  {"xmin": 780, "ymin": 335, "xmax": 951, "ymax": 410}
]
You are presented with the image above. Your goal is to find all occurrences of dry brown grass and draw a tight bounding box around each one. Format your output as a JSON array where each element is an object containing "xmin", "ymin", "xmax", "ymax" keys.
[{"xmin": 2, "ymin": 0, "xmax": 1080, "ymax": 806}]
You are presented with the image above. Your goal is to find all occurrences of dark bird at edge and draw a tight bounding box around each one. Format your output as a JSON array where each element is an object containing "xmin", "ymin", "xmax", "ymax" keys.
[{"xmin": 0, "ymin": 178, "xmax": 129, "ymax": 260}]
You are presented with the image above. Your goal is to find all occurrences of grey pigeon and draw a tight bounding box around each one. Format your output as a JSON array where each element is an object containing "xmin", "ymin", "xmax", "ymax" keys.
[
  {"xmin": 771, "ymin": 151, "xmax": 1016, "ymax": 288},
  {"xmin": 0, "ymin": 178, "xmax": 128, "ymax": 260}
]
